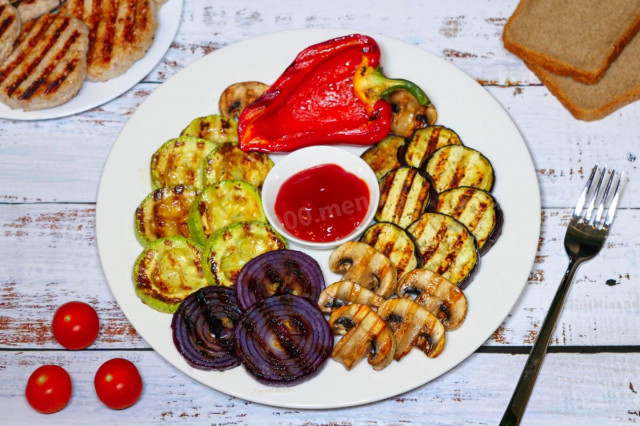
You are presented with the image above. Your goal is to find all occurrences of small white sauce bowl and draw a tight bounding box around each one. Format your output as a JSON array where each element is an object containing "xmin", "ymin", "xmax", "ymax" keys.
[{"xmin": 262, "ymin": 145, "xmax": 380, "ymax": 250}]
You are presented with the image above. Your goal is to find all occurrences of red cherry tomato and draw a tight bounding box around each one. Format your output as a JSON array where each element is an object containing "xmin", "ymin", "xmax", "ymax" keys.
[
  {"xmin": 52, "ymin": 301, "xmax": 100, "ymax": 350},
  {"xmin": 94, "ymin": 358, "xmax": 143, "ymax": 409},
  {"xmin": 25, "ymin": 365, "xmax": 72, "ymax": 414}
]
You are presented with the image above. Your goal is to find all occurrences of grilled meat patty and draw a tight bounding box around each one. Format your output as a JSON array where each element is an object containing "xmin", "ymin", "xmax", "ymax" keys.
[
  {"xmin": 0, "ymin": 13, "xmax": 89, "ymax": 110},
  {"xmin": 0, "ymin": 0, "xmax": 20, "ymax": 64},
  {"xmin": 15, "ymin": 0, "xmax": 62, "ymax": 22},
  {"xmin": 61, "ymin": 0, "xmax": 158, "ymax": 81}
]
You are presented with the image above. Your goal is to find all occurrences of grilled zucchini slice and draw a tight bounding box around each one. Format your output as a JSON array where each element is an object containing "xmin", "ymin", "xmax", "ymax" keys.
[
  {"xmin": 202, "ymin": 142, "xmax": 273, "ymax": 192},
  {"xmin": 218, "ymin": 81, "xmax": 269, "ymax": 120},
  {"xmin": 150, "ymin": 137, "xmax": 217, "ymax": 190},
  {"xmin": 407, "ymin": 212, "xmax": 478, "ymax": 288},
  {"xmin": 436, "ymin": 186, "xmax": 503, "ymax": 255},
  {"xmin": 134, "ymin": 185, "xmax": 199, "ymax": 246},
  {"xmin": 360, "ymin": 135, "xmax": 405, "ymax": 180},
  {"xmin": 388, "ymin": 89, "xmax": 437, "ymax": 138},
  {"xmin": 202, "ymin": 221, "xmax": 287, "ymax": 287},
  {"xmin": 187, "ymin": 180, "xmax": 266, "ymax": 245},
  {"xmin": 360, "ymin": 222, "xmax": 422, "ymax": 280},
  {"xmin": 133, "ymin": 237, "xmax": 209, "ymax": 313},
  {"xmin": 376, "ymin": 166, "xmax": 437, "ymax": 228},
  {"xmin": 398, "ymin": 125, "xmax": 463, "ymax": 168},
  {"xmin": 180, "ymin": 114, "xmax": 238, "ymax": 143},
  {"xmin": 425, "ymin": 145, "xmax": 494, "ymax": 193}
]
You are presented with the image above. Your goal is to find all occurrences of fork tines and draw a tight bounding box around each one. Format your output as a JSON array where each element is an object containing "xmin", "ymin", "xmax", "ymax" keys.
[{"xmin": 572, "ymin": 165, "xmax": 624, "ymax": 229}]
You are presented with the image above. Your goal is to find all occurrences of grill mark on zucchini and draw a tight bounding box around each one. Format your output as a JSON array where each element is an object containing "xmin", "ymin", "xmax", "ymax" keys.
[
  {"xmin": 360, "ymin": 222, "xmax": 422, "ymax": 280},
  {"xmin": 426, "ymin": 145, "xmax": 494, "ymax": 193},
  {"xmin": 436, "ymin": 187, "xmax": 502, "ymax": 255},
  {"xmin": 376, "ymin": 167, "xmax": 433, "ymax": 228},
  {"xmin": 407, "ymin": 213, "xmax": 478, "ymax": 287},
  {"xmin": 402, "ymin": 126, "xmax": 463, "ymax": 168}
]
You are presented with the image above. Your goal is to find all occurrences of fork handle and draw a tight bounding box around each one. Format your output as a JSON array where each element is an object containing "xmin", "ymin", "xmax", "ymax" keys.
[{"xmin": 500, "ymin": 258, "xmax": 581, "ymax": 426}]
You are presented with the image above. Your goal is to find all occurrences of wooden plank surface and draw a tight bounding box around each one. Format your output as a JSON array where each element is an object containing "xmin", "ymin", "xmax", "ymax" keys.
[
  {"xmin": 1, "ymin": 0, "xmax": 639, "ymax": 423},
  {"xmin": 2, "ymin": 351, "xmax": 638, "ymax": 425}
]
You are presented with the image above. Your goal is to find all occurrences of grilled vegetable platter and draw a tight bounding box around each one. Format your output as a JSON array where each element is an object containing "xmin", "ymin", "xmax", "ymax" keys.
[{"xmin": 96, "ymin": 29, "xmax": 541, "ymax": 408}]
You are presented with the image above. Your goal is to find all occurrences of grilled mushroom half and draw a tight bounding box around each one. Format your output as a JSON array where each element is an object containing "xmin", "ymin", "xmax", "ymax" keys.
[
  {"xmin": 218, "ymin": 81, "xmax": 269, "ymax": 120},
  {"xmin": 388, "ymin": 89, "xmax": 437, "ymax": 138},
  {"xmin": 328, "ymin": 304, "xmax": 396, "ymax": 371},
  {"xmin": 397, "ymin": 268, "xmax": 468, "ymax": 330},
  {"xmin": 378, "ymin": 298, "xmax": 445, "ymax": 360},
  {"xmin": 328, "ymin": 241, "xmax": 397, "ymax": 298},
  {"xmin": 317, "ymin": 281, "xmax": 385, "ymax": 314}
]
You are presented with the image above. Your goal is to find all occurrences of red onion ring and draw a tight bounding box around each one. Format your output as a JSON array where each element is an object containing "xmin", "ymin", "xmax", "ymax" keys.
[
  {"xmin": 172, "ymin": 286, "xmax": 242, "ymax": 371},
  {"xmin": 234, "ymin": 294, "xmax": 333, "ymax": 386},
  {"xmin": 235, "ymin": 249, "xmax": 325, "ymax": 311}
]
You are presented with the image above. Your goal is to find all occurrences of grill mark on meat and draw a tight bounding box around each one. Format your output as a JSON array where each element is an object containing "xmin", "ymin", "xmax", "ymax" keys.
[
  {"xmin": 18, "ymin": 30, "xmax": 82, "ymax": 100},
  {"xmin": 45, "ymin": 57, "xmax": 80, "ymax": 94},
  {"xmin": 0, "ymin": 6, "xmax": 16, "ymax": 35},
  {"xmin": 123, "ymin": 0, "xmax": 136, "ymax": 44},
  {"xmin": 0, "ymin": 17, "xmax": 48, "ymax": 82},
  {"xmin": 4, "ymin": 16, "xmax": 69, "ymax": 97}
]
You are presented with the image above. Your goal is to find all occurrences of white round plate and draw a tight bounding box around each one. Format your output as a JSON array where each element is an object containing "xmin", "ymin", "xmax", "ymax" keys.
[
  {"xmin": 96, "ymin": 29, "xmax": 540, "ymax": 409},
  {"xmin": 0, "ymin": 0, "xmax": 183, "ymax": 121}
]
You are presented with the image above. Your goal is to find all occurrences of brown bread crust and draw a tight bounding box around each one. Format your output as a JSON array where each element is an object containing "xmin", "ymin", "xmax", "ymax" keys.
[{"xmin": 503, "ymin": 0, "xmax": 640, "ymax": 84}]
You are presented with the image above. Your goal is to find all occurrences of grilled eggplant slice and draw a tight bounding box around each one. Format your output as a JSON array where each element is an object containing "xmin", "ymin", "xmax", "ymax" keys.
[
  {"xmin": 202, "ymin": 221, "xmax": 287, "ymax": 287},
  {"xmin": 218, "ymin": 81, "xmax": 269, "ymax": 120},
  {"xmin": 187, "ymin": 180, "xmax": 266, "ymax": 245},
  {"xmin": 407, "ymin": 212, "xmax": 478, "ymax": 288},
  {"xmin": 378, "ymin": 298, "xmax": 445, "ymax": 360},
  {"xmin": 396, "ymin": 269, "xmax": 467, "ymax": 330},
  {"xmin": 436, "ymin": 186, "xmax": 503, "ymax": 255},
  {"xmin": 329, "ymin": 241, "xmax": 397, "ymax": 299},
  {"xmin": 133, "ymin": 237, "xmax": 209, "ymax": 313},
  {"xmin": 425, "ymin": 145, "xmax": 494, "ymax": 193},
  {"xmin": 376, "ymin": 166, "xmax": 437, "ymax": 228},
  {"xmin": 360, "ymin": 135, "xmax": 405, "ymax": 180},
  {"xmin": 317, "ymin": 281, "xmax": 385, "ymax": 314},
  {"xmin": 202, "ymin": 142, "xmax": 273, "ymax": 192},
  {"xmin": 360, "ymin": 222, "xmax": 422, "ymax": 280},
  {"xmin": 180, "ymin": 114, "xmax": 238, "ymax": 143},
  {"xmin": 328, "ymin": 304, "xmax": 396, "ymax": 371},
  {"xmin": 135, "ymin": 185, "xmax": 199, "ymax": 246},
  {"xmin": 398, "ymin": 125, "xmax": 463, "ymax": 168},
  {"xmin": 388, "ymin": 89, "xmax": 437, "ymax": 138},
  {"xmin": 150, "ymin": 137, "xmax": 217, "ymax": 190}
]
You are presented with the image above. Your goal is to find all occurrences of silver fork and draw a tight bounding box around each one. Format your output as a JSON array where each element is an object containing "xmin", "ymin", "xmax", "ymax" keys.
[{"xmin": 500, "ymin": 165, "xmax": 624, "ymax": 426}]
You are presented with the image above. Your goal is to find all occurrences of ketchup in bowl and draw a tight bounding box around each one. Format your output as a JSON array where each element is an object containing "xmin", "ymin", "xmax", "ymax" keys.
[{"xmin": 274, "ymin": 164, "xmax": 370, "ymax": 243}]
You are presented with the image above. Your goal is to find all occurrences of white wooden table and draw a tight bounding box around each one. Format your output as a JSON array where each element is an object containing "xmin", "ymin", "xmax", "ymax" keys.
[{"xmin": 1, "ymin": 1, "xmax": 638, "ymax": 424}]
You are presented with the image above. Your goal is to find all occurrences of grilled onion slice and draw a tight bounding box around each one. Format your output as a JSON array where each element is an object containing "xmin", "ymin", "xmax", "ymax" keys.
[
  {"xmin": 234, "ymin": 294, "xmax": 333, "ymax": 386},
  {"xmin": 317, "ymin": 281, "xmax": 385, "ymax": 314},
  {"xmin": 396, "ymin": 269, "xmax": 467, "ymax": 330},
  {"xmin": 172, "ymin": 286, "xmax": 242, "ymax": 371},
  {"xmin": 378, "ymin": 298, "xmax": 446, "ymax": 360},
  {"xmin": 235, "ymin": 249, "xmax": 324, "ymax": 311}
]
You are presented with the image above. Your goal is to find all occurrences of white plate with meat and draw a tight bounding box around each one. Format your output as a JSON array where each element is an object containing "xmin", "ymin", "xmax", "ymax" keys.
[
  {"xmin": 96, "ymin": 29, "xmax": 541, "ymax": 409},
  {"xmin": 0, "ymin": 0, "xmax": 182, "ymax": 121}
]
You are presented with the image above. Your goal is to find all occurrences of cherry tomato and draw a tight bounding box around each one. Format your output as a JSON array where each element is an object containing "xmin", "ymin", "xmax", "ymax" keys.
[
  {"xmin": 94, "ymin": 358, "xmax": 143, "ymax": 409},
  {"xmin": 52, "ymin": 301, "xmax": 100, "ymax": 350},
  {"xmin": 25, "ymin": 365, "xmax": 72, "ymax": 414}
]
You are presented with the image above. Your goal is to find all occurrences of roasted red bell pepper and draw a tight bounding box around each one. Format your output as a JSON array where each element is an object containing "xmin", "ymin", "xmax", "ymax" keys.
[{"xmin": 238, "ymin": 34, "xmax": 430, "ymax": 153}]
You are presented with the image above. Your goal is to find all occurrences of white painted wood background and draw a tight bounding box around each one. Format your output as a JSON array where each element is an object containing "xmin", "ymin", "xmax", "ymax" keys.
[{"xmin": 0, "ymin": 0, "xmax": 638, "ymax": 424}]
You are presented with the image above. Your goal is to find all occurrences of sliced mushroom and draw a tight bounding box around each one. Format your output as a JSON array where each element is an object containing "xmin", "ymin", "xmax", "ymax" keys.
[
  {"xmin": 378, "ymin": 298, "xmax": 445, "ymax": 360},
  {"xmin": 218, "ymin": 81, "xmax": 269, "ymax": 120},
  {"xmin": 396, "ymin": 268, "xmax": 467, "ymax": 330},
  {"xmin": 329, "ymin": 241, "xmax": 397, "ymax": 298},
  {"xmin": 328, "ymin": 304, "xmax": 396, "ymax": 371},
  {"xmin": 317, "ymin": 281, "xmax": 385, "ymax": 314},
  {"xmin": 388, "ymin": 89, "xmax": 437, "ymax": 138}
]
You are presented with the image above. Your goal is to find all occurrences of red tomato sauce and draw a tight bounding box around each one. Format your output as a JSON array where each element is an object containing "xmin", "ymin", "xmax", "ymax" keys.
[{"xmin": 275, "ymin": 164, "xmax": 370, "ymax": 243}]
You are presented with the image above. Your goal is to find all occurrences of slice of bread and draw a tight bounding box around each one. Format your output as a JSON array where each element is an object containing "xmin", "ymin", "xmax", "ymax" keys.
[
  {"xmin": 503, "ymin": 0, "xmax": 640, "ymax": 84},
  {"xmin": 528, "ymin": 30, "xmax": 640, "ymax": 121}
]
